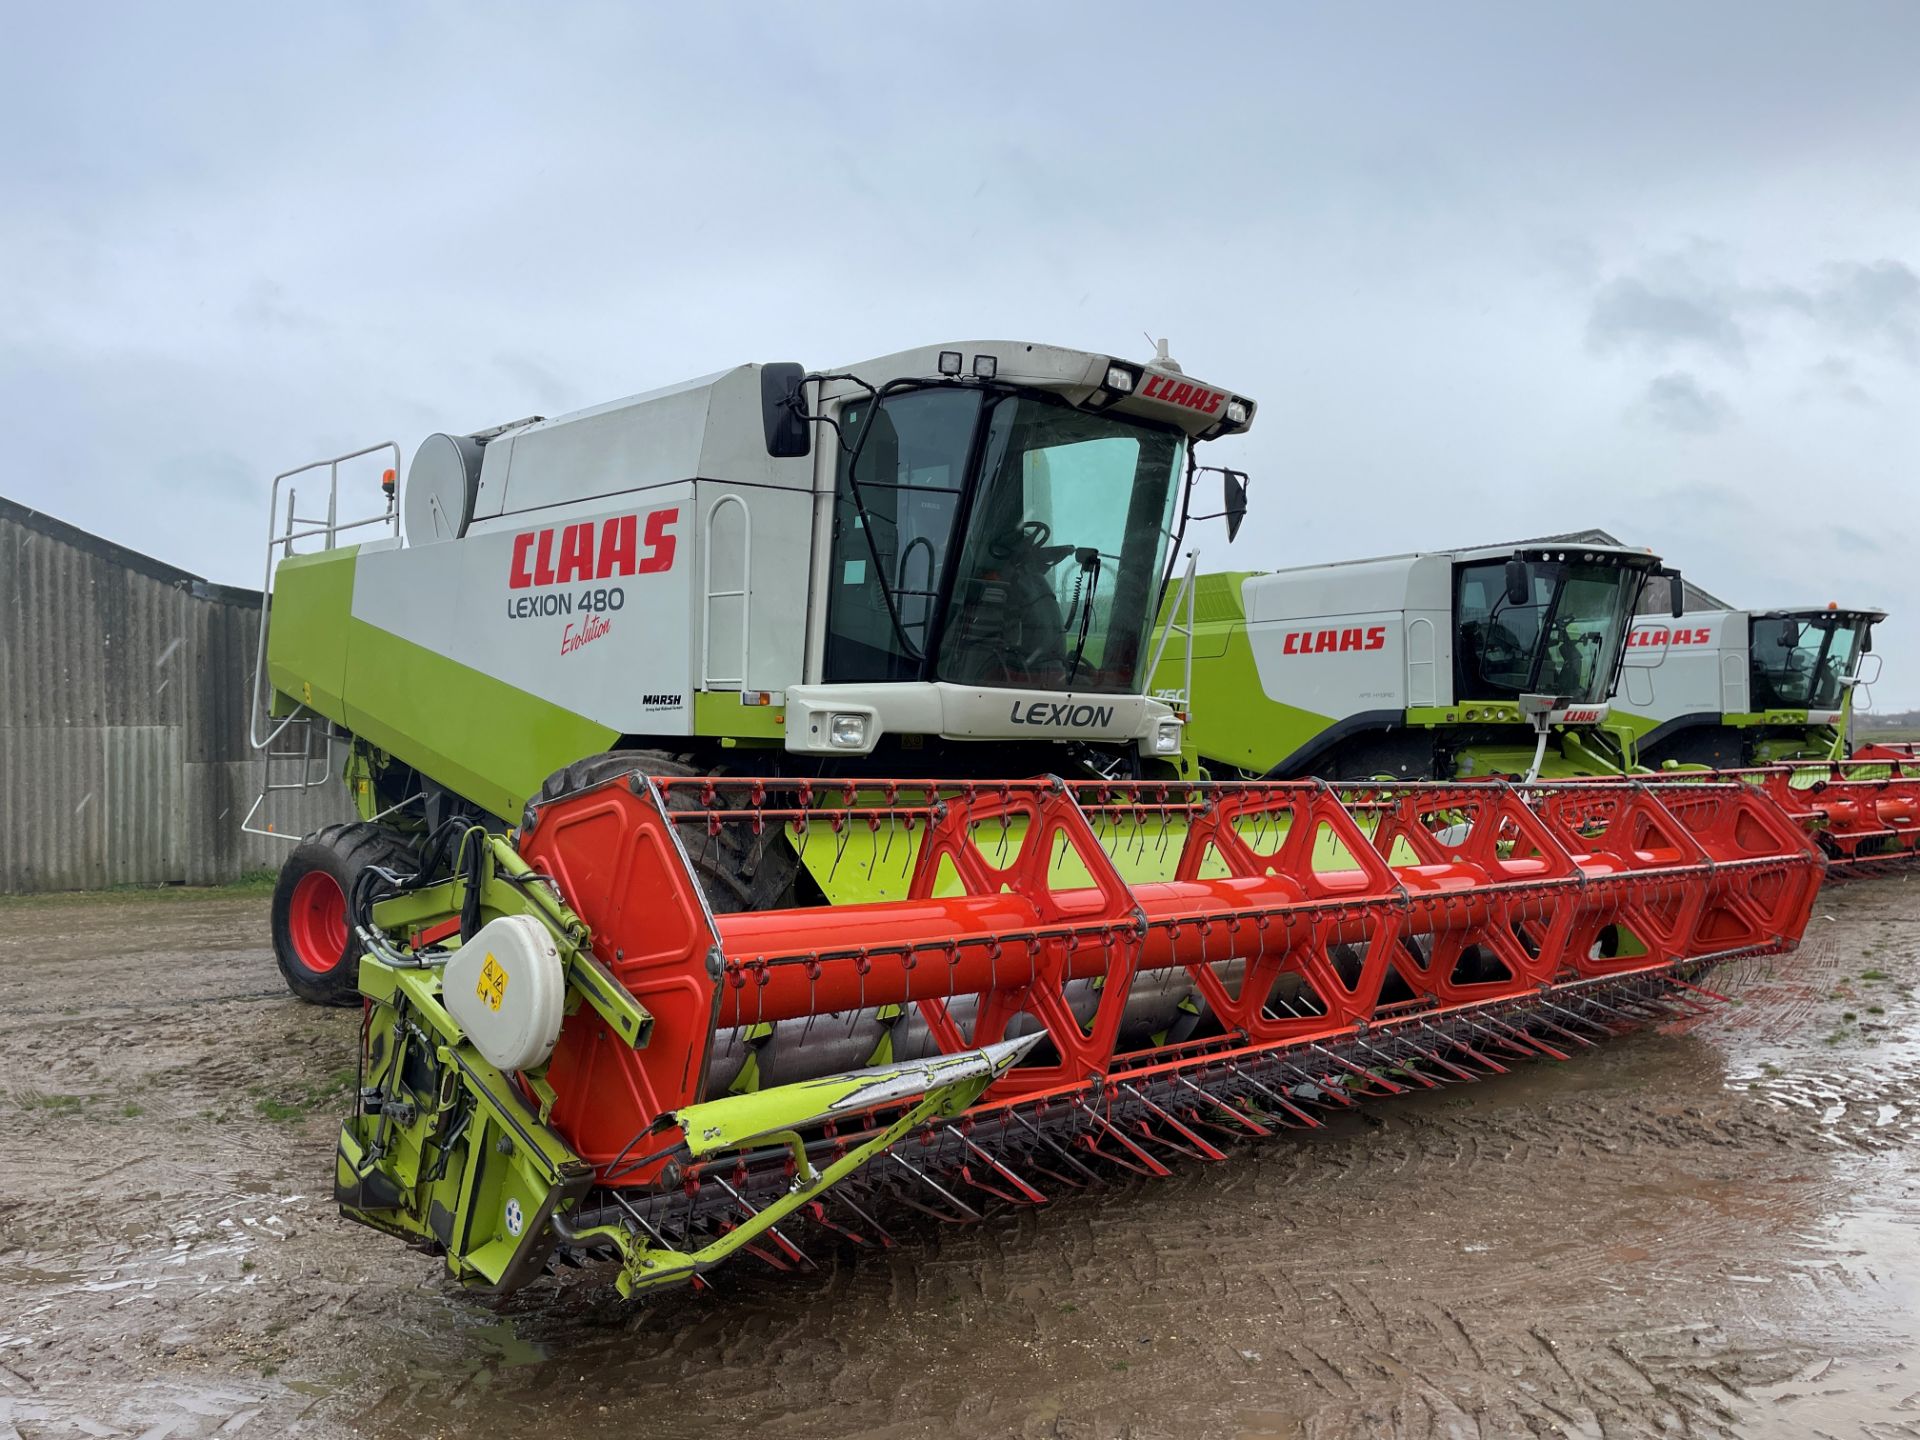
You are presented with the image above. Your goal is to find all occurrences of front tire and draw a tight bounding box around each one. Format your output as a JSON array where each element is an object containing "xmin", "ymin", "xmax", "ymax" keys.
[{"xmin": 271, "ymin": 823, "xmax": 416, "ymax": 1005}]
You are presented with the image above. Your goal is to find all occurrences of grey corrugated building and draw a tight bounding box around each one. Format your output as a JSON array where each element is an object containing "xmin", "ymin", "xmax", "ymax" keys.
[{"xmin": 0, "ymin": 494, "xmax": 352, "ymax": 893}]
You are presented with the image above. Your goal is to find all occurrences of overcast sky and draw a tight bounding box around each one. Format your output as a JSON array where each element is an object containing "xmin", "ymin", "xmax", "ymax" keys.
[{"xmin": 4, "ymin": 3, "xmax": 1917, "ymax": 703}]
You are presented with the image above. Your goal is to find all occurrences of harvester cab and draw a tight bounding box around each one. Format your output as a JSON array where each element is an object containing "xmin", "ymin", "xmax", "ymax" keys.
[
  {"xmin": 1613, "ymin": 603, "xmax": 1887, "ymax": 768},
  {"xmin": 1157, "ymin": 540, "xmax": 1675, "ymax": 781}
]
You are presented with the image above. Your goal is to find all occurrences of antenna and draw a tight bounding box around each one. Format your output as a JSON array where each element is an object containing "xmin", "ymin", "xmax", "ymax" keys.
[{"xmin": 1142, "ymin": 334, "xmax": 1183, "ymax": 374}]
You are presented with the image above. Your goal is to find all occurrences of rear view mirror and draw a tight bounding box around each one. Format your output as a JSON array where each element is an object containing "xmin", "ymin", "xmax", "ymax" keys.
[
  {"xmin": 1663, "ymin": 567, "xmax": 1684, "ymax": 619},
  {"xmin": 1504, "ymin": 559, "xmax": 1530, "ymax": 608},
  {"xmin": 760, "ymin": 362, "xmax": 811, "ymax": 459},
  {"xmin": 1222, "ymin": 470, "xmax": 1248, "ymax": 542}
]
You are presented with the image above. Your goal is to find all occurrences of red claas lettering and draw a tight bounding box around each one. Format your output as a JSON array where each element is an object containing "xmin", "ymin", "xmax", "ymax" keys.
[
  {"xmin": 509, "ymin": 507, "xmax": 679, "ymax": 589},
  {"xmin": 1279, "ymin": 624, "xmax": 1388, "ymax": 656}
]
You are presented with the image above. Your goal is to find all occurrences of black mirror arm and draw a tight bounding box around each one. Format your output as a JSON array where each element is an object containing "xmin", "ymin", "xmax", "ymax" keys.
[{"xmin": 791, "ymin": 370, "xmax": 879, "ymax": 449}]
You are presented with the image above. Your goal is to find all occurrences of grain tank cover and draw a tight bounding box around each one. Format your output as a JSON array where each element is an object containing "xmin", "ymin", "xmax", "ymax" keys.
[{"xmin": 403, "ymin": 432, "xmax": 487, "ymax": 544}]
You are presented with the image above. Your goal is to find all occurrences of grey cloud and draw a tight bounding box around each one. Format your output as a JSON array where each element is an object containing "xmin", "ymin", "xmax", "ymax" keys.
[
  {"xmin": 1807, "ymin": 260, "xmax": 1919, "ymax": 359},
  {"xmin": 1589, "ymin": 253, "xmax": 1920, "ymax": 368},
  {"xmin": 233, "ymin": 278, "xmax": 321, "ymax": 333},
  {"xmin": 1636, "ymin": 371, "xmax": 1733, "ymax": 434},
  {"xmin": 1587, "ymin": 275, "xmax": 1747, "ymax": 362},
  {"xmin": 1827, "ymin": 524, "xmax": 1886, "ymax": 556},
  {"xmin": 491, "ymin": 353, "xmax": 584, "ymax": 418},
  {"xmin": 1806, "ymin": 354, "xmax": 1875, "ymax": 406}
]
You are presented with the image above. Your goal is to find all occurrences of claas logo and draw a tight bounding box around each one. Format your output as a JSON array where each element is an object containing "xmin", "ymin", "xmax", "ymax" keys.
[
  {"xmin": 1140, "ymin": 374, "xmax": 1223, "ymax": 415},
  {"xmin": 509, "ymin": 507, "xmax": 678, "ymax": 589},
  {"xmin": 1628, "ymin": 626, "xmax": 1712, "ymax": 647},
  {"xmin": 1280, "ymin": 625, "xmax": 1389, "ymax": 656}
]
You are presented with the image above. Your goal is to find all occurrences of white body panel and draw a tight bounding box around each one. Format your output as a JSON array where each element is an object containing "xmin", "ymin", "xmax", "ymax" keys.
[
  {"xmin": 1236, "ymin": 541, "xmax": 1657, "ymax": 727},
  {"xmin": 335, "ymin": 340, "xmax": 1247, "ymax": 753},
  {"xmin": 1240, "ymin": 553, "xmax": 1451, "ymax": 716},
  {"xmin": 468, "ymin": 367, "xmax": 812, "ymax": 525},
  {"xmin": 355, "ymin": 486, "xmax": 700, "ymax": 734},
  {"xmin": 1621, "ymin": 612, "xmax": 1744, "ymax": 722},
  {"xmin": 784, "ymin": 682, "xmax": 1175, "ymax": 755}
]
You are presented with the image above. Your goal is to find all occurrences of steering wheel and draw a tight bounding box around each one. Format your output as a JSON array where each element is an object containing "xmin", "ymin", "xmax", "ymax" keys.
[
  {"xmin": 987, "ymin": 519, "xmax": 1076, "ymax": 571},
  {"xmin": 989, "ymin": 519, "xmax": 1051, "ymax": 558}
]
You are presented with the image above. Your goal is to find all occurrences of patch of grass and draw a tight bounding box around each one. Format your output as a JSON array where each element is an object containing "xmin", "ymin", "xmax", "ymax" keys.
[
  {"xmin": 120, "ymin": 1103, "xmax": 144, "ymax": 1119},
  {"xmin": 254, "ymin": 1097, "xmax": 306, "ymax": 1123},
  {"xmin": 1868, "ymin": 1005, "xmax": 1886, "ymax": 1016},
  {"xmin": 1843, "ymin": 1011, "xmax": 1859, "ymax": 1022},
  {"xmin": 241, "ymin": 1259, "xmax": 255, "ymax": 1274},
  {"xmin": 0, "ymin": 869, "xmax": 280, "ymax": 910},
  {"xmin": 1861, "ymin": 970, "xmax": 1890, "ymax": 982},
  {"xmin": 16, "ymin": 1091, "xmax": 87, "ymax": 1114}
]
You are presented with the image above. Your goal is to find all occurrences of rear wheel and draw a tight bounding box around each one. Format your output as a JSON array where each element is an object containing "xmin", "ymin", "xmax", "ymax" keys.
[
  {"xmin": 271, "ymin": 823, "xmax": 416, "ymax": 1005},
  {"xmin": 533, "ymin": 750, "xmax": 799, "ymax": 913}
]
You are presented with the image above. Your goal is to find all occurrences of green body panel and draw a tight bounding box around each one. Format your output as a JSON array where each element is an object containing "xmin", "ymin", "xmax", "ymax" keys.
[
  {"xmin": 1150, "ymin": 573, "xmax": 1337, "ymax": 776},
  {"xmin": 267, "ymin": 547, "xmax": 620, "ymax": 821},
  {"xmin": 1605, "ymin": 706, "xmax": 1660, "ymax": 739},
  {"xmin": 694, "ymin": 690, "xmax": 785, "ymax": 742},
  {"xmin": 266, "ymin": 549, "xmax": 357, "ymax": 719},
  {"xmin": 796, "ymin": 802, "xmax": 1430, "ymax": 909},
  {"xmin": 340, "ymin": 619, "xmax": 618, "ymax": 822},
  {"xmin": 1610, "ymin": 703, "xmax": 1845, "ymax": 766}
]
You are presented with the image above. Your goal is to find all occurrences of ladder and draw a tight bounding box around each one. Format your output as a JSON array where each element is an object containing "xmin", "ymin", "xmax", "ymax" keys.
[{"xmin": 242, "ymin": 442, "xmax": 401, "ymax": 841}]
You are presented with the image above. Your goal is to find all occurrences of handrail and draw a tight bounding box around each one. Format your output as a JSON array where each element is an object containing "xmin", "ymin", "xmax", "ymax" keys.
[
  {"xmin": 248, "ymin": 442, "xmax": 401, "ymax": 751},
  {"xmin": 1145, "ymin": 550, "xmax": 1199, "ymax": 718}
]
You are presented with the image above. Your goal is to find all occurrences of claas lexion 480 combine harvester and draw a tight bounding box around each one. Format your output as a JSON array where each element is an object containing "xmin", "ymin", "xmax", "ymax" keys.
[{"xmin": 252, "ymin": 341, "xmax": 1826, "ymax": 1300}]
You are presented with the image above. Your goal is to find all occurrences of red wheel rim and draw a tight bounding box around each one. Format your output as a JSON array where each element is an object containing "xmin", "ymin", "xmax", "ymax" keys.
[{"xmin": 288, "ymin": 870, "xmax": 348, "ymax": 973}]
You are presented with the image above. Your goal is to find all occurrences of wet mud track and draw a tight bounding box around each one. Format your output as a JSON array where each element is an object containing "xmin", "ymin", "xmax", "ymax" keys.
[{"xmin": 3, "ymin": 877, "xmax": 1920, "ymax": 1438}]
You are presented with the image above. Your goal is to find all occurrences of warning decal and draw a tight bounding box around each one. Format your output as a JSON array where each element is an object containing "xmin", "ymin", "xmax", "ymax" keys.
[{"xmin": 477, "ymin": 954, "xmax": 508, "ymax": 1012}]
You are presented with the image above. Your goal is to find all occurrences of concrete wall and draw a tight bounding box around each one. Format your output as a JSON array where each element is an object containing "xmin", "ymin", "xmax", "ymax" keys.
[{"xmin": 0, "ymin": 494, "xmax": 354, "ymax": 893}]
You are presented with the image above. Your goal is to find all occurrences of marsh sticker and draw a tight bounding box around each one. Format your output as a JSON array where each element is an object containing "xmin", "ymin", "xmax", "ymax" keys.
[{"xmin": 477, "ymin": 954, "xmax": 508, "ymax": 1012}]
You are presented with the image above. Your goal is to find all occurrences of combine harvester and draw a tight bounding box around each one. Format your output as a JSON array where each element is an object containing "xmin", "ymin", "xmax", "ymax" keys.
[
  {"xmin": 1150, "ymin": 539, "xmax": 1683, "ymax": 782},
  {"xmin": 250, "ymin": 348, "xmax": 1825, "ymax": 1298},
  {"xmin": 1156, "ymin": 554, "xmax": 1918, "ymax": 874},
  {"xmin": 1611, "ymin": 601, "xmax": 1885, "ymax": 767},
  {"xmin": 1610, "ymin": 601, "xmax": 1920, "ymax": 873}
]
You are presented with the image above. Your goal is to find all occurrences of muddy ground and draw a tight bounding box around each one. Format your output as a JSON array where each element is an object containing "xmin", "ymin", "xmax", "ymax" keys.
[{"xmin": 2, "ymin": 878, "xmax": 1920, "ymax": 1439}]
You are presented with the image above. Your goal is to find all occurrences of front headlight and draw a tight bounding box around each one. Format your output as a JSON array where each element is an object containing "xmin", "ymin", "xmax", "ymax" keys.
[
  {"xmin": 830, "ymin": 714, "xmax": 869, "ymax": 749},
  {"xmin": 1153, "ymin": 721, "xmax": 1181, "ymax": 755}
]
